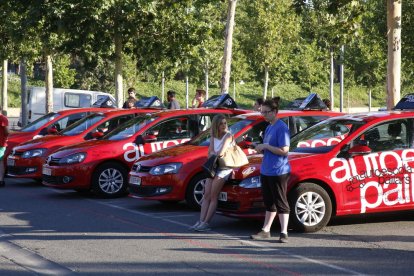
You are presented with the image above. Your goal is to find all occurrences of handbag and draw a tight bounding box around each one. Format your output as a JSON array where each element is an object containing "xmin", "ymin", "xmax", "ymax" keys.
[
  {"xmin": 218, "ymin": 137, "xmax": 249, "ymax": 168},
  {"xmin": 202, "ymin": 154, "xmax": 218, "ymax": 178}
]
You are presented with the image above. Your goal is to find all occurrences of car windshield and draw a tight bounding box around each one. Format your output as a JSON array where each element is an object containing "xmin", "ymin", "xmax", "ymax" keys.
[
  {"xmin": 290, "ymin": 117, "xmax": 365, "ymax": 153},
  {"xmin": 189, "ymin": 118, "xmax": 254, "ymax": 146},
  {"xmin": 105, "ymin": 114, "xmax": 158, "ymax": 141},
  {"xmin": 60, "ymin": 114, "xmax": 105, "ymax": 136},
  {"xmin": 20, "ymin": 112, "xmax": 60, "ymax": 132}
]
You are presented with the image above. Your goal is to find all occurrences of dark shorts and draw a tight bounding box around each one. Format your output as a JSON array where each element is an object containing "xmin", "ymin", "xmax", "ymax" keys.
[{"xmin": 260, "ymin": 173, "xmax": 290, "ymax": 213}]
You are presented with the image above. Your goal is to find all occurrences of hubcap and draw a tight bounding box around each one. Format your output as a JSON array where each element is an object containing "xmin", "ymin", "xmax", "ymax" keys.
[
  {"xmin": 295, "ymin": 191, "xmax": 326, "ymax": 226},
  {"xmin": 193, "ymin": 178, "xmax": 207, "ymax": 206},
  {"xmin": 98, "ymin": 168, "xmax": 124, "ymax": 194}
]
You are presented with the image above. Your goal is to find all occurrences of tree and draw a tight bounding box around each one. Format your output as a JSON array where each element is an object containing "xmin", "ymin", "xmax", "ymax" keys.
[
  {"xmin": 239, "ymin": 0, "xmax": 300, "ymax": 99},
  {"xmin": 387, "ymin": 0, "xmax": 401, "ymax": 109},
  {"xmin": 221, "ymin": 0, "xmax": 237, "ymax": 94}
]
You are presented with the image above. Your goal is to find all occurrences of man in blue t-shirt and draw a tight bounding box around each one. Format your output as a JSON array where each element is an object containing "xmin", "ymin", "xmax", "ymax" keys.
[{"xmin": 250, "ymin": 99, "xmax": 290, "ymax": 243}]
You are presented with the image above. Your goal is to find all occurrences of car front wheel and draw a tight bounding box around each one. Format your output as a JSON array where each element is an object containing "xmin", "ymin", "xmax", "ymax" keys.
[
  {"xmin": 92, "ymin": 162, "xmax": 128, "ymax": 198},
  {"xmin": 289, "ymin": 183, "xmax": 332, "ymax": 232},
  {"xmin": 185, "ymin": 173, "xmax": 209, "ymax": 210}
]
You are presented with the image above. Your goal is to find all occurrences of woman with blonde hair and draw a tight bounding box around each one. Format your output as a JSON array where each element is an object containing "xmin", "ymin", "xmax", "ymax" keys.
[{"xmin": 190, "ymin": 114, "xmax": 233, "ymax": 231}]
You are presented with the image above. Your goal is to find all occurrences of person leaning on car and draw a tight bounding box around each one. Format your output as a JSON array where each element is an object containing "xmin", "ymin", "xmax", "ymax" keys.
[{"xmin": 250, "ymin": 98, "xmax": 291, "ymax": 243}]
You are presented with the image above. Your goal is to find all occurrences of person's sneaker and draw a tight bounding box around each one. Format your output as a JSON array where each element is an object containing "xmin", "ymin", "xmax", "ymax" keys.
[
  {"xmin": 250, "ymin": 230, "xmax": 271, "ymax": 240},
  {"xmin": 188, "ymin": 221, "xmax": 201, "ymax": 230},
  {"xmin": 195, "ymin": 222, "xmax": 211, "ymax": 232},
  {"xmin": 279, "ymin": 233, "xmax": 288, "ymax": 243},
  {"xmin": 0, "ymin": 181, "xmax": 5, "ymax": 187}
]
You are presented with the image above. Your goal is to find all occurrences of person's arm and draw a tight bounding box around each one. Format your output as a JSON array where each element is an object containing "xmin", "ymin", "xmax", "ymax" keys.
[
  {"xmin": 217, "ymin": 133, "xmax": 233, "ymax": 157},
  {"xmin": 208, "ymin": 134, "xmax": 215, "ymax": 157},
  {"xmin": 4, "ymin": 126, "xmax": 9, "ymax": 137},
  {"xmin": 255, "ymin": 143, "xmax": 289, "ymax": 156}
]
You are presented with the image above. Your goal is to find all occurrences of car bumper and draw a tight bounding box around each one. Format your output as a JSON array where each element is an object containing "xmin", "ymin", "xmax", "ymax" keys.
[
  {"xmin": 42, "ymin": 163, "xmax": 93, "ymax": 189},
  {"xmin": 6, "ymin": 156, "xmax": 44, "ymax": 178},
  {"xmin": 217, "ymin": 184, "xmax": 265, "ymax": 219},
  {"xmin": 128, "ymin": 172, "xmax": 184, "ymax": 201}
]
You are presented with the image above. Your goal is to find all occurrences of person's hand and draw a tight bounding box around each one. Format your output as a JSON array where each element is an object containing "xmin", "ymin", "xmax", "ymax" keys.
[{"xmin": 255, "ymin": 143, "xmax": 266, "ymax": 153}]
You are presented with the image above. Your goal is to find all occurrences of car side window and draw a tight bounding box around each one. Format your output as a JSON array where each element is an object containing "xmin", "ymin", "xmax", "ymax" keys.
[
  {"xmin": 198, "ymin": 115, "xmax": 213, "ymax": 132},
  {"xmin": 238, "ymin": 121, "xmax": 268, "ymax": 143},
  {"xmin": 294, "ymin": 116, "xmax": 329, "ymax": 133},
  {"xmin": 54, "ymin": 113, "xmax": 87, "ymax": 131},
  {"xmin": 150, "ymin": 117, "xmax": 192, "ymax": 141},
  {"xmin": 355, "ymin": 119, "xmax": 411, "ymax": 152}
]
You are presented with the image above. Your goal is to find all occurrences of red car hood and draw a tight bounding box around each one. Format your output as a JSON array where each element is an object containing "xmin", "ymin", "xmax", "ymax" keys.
[
  {"xmin": 13, "ymin": 135, "xmax": 66, "ymax": 151},
  {"xmin": 50, "ymin": 140, "xmax": 114, "ymax": 158},
  {"xmin": 137, "ymin": 144, "xmax": 207, "ymax": 165}
]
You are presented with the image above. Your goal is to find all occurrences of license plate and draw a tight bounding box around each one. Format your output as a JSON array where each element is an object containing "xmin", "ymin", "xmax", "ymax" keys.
[
  {"xmin": 7, "ymin": 158, "xmax": 15, "ymax": 166},
  {"xmin": 42, "ymin": 167, "xmax": 52, "ymax": 176},
  {"xmin": 218, "ymin": 192, "xmax": 227, "ymax": 202},
  {"xmin": 129, "ymin": 176, "xmax": 141, "ymax": 185}
]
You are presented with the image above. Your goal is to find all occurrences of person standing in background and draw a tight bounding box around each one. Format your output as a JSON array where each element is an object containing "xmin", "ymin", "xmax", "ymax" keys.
[
  {"xmin": 123, "ymin": 87, "xmax": 137, "ymax": 108},
  {"xmin": 0, "ymin": 112, "xmax": 9, "ymax": 187},
  {"xmin": 251, "ymin": 99, "xmax": 291, "ymax": 243},
  {"xmin": 192, "ymin": 89, "xmax": 206, "ymax": 108},
  {"xmin": 167, "ymin": 90, "xmax": 180, "ymax": 109}
]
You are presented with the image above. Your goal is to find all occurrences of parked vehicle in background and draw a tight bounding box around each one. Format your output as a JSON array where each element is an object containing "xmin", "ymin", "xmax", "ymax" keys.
[
  {"xmin": 218, "ymin": 94, "xmax": 414, "ymax": 232},
  {"xmin": 41, "ymin": 95, "xmax": 249, "ymax": 198},
  {"xmin": 8, "ymin": 108, "xmax": 155, "ymax": 180},
  {"xmin": 128, "ymin": 93, "xmax": 342, "ymax": 209},
  {"xmin": 6, "ymin": 107, "xmax": 109, "ymax": 160},
  {"xmin": 19, "ymin": 87, "xmax": 116, "ymax": 125}
]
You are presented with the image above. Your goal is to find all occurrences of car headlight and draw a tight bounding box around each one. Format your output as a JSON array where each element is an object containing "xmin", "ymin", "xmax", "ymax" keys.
[
  {"xmin": 22, "ymin": 149, "xmax": 47, "ymax": 158},
  {"xmin": 239, "ymin": 176, "xmax": 261, "ymax": 189},
  {"xmin": 149, "ymin": 163, "xmax": 182, "ymax": 175},
  {"xmin": 58, "ymin": 153, "xmax": 87, "ymax": 165}
]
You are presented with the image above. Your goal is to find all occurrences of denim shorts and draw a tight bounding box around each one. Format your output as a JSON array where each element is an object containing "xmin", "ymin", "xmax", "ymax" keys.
[{"xmin": 215, "ymin": 167, "xmax": 233, "ymax": 180}]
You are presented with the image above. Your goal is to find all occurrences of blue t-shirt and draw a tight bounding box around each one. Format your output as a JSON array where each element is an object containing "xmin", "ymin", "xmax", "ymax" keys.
[{"xmin": 260, "ymin": 119, "xmax": 290, "ymax": 176}]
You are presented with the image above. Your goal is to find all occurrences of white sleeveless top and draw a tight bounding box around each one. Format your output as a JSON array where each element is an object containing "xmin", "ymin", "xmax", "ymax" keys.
[{"xmin": 213, "ymin": 133, "xmax": 232, "ymax": 154}]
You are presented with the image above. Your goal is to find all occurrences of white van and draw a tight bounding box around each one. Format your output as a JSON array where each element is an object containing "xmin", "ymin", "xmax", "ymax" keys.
[{"xmin": 20, "ymin": 87, "xmax": 116, "ymax": 124}]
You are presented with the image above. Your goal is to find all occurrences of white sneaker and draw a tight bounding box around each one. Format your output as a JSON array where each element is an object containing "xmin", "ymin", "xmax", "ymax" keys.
[
  {"xmin": 195, "ymin": 222, "xmax": 211, "ymax": 232},
  {"xmin": 188, "ymin": 221, "xmax": 201, "ymax": 230}
]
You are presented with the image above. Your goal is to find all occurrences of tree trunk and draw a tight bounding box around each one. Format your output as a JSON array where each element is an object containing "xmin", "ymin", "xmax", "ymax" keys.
[
  {"xmin": 220, "ymin": 0, "xmax": 237, "ymax": 94},
  {"xmin": 1, "ymin": 60, "xmax": 7, "ymax": 115},
  {"xmin": 114, "ymin": 33, "xmax": 123, "ymax": 108},
  {"xmin": 386, "ymin": 0, "xmax": 402, "ymax": 110},
  {"xmin": 20, "ymin": 59, "xmax": 28, "ymax": 127},
  {"xmin": 263, "ymin": 65, "xmax": 269, "ymax": 100},
  {"xmin": 45, "ymin": 54, "xmax": 53, "ymax": 114},
  {"xmin": 205, "ymin": 61, "xmax": 209, "ymax": 99},
  {"xmin": 161, "ymin": 71, "xmax": 165, "ymax": 103},
  {"xmin": 329, "ymin": 49, "xmax": 334, "ymax": 111}
]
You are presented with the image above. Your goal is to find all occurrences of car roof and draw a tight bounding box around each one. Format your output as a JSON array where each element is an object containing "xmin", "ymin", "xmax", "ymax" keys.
[
  {"xmin": 329, "ymin": 110, "xmax": 414, "ymax": 123},
  {"xmin": 56, "ymin": 107, "xmax": 115, "ymax": 115},
  {"xmin": 148, "ymin": 107, "xmax": 249, "ymax": 118},
  {"xmin": 233, "ymin": 110, "xmax": 343, "ymax": 120}
]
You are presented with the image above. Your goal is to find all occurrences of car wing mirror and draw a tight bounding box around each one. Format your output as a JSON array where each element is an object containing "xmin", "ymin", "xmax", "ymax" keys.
[
  {"xmin": 348, "ymin": 144, "xmax": 372, "ymax": 156},
  {"xmin": 238, "ymin": 136, "xmax": 253, "ymax": 149},
  {"xmin": 142, "ymin": 132, "xmax": 157, "ymax": 143},
  {"xmin": 47, "ymin": 126, "xmax": 58, "ymax": 134},
  {"xmin": 92, "ymin": 130, "xmax": 104, "ymax": 139}
]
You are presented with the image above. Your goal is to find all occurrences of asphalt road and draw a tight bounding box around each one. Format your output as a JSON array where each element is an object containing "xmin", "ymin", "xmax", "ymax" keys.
[{"xmin": 1, "ymin": 177, "xmax": 414, "ymax": 275}]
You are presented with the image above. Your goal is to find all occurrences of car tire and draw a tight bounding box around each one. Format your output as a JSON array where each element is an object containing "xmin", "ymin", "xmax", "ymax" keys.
[
  {"xmin": 288, "ymin": 182, "xmax": 332, "ymax": 233},
  {"xmin": 92, "ymin": 162, "xmax": 128, "ymax": 198},
  {"xmin": 185, "ymin": 173, "xmax": 209, "ymax": 210}
]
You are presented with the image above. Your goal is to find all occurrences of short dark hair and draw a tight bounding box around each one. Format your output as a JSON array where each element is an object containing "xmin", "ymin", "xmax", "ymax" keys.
[
  {"xmin": 255, "ymin": 98, "xmax": 264, "ymax": 105},
  {"xmin": 262, "ymin": 99, "xmax": 279, "ymax": 113},
  {"xmin": 167, "ymin": 90, "xmax": 176, "ymax": 97},
  {"xmin": 127, "ymin": 87, "xmax": 136, "ymax": 94}
]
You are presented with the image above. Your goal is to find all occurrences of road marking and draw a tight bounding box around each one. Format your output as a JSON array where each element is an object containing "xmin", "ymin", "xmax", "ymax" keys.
[
  {"xmin": 0, "ymin": 230, "xmax": 74, "ymax": 275},
  {"xmin": 94, "ymin": 199, "xmax": 364, "ymax": 276}
]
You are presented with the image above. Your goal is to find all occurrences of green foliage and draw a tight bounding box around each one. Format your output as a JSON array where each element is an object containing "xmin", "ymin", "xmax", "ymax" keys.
[{"xmin": 53, "ymin": 54, "xmax": 76, "ymax": 88}]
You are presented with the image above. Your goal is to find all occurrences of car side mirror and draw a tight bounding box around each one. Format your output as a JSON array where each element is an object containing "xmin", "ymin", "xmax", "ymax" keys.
[
  {"xmin": 348, "ymin": 144, "xmax": 372, "ymax": 156},
  {"xmin": 142, "ymin": 132, "xmax": 157, "ymax": 143},
  {"xmin": 92, "ymin": 130, "xmax": 104, "ymax": 139},
  {"xmin": 238, "ymin": 136, "xmax": 253, "ymax": 149},
  {"xmin": 47, "ymin": 126, "xmax": 58, "ymax": 134}
]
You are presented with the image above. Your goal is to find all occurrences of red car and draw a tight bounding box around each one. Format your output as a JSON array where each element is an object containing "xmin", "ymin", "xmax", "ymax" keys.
[
  {"xmin": 6, "ymin": 107, "xmax": 108, "ymax": 159},
  {"xmin": 128, "ymin": 94, "xmax": 342, "ymax": 209},
  {"xmin": 218, "ymin": 100, "xmax": 414, "ymax": 232},
  {"xmin": 7, "ymin": 108, "xmax": 151, "ymax": 179},
  {"xmin": 41, "ymin": 100, "xmax": 248, "ymax": 197}
]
